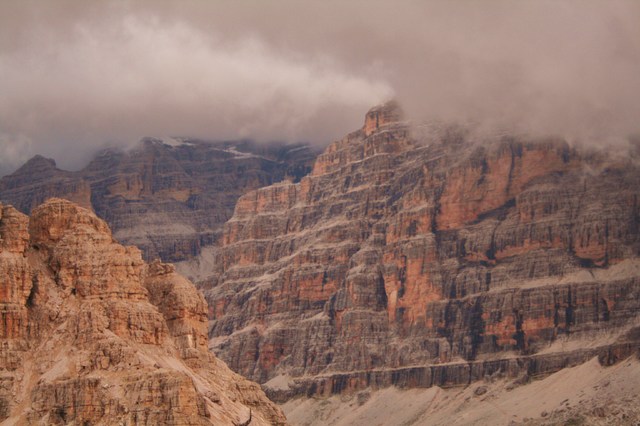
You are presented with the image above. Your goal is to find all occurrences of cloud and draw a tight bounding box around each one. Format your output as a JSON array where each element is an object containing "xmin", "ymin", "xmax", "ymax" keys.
[
  {"xmin": 0, "ymin": 132, "xmax": 33, "ymax": 175},
  {"xmin": 0, "ymin": 6, "xmax": 392, "ymax": 174},
  {"xmin": 0, "ymin": 0, "xmax": 639, "ymax": 175}
]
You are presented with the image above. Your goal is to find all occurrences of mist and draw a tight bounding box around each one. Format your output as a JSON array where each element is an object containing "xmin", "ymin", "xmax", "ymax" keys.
[{"xmin": 1, "ymin": 0, "xmax": 639, "ymax": 176}]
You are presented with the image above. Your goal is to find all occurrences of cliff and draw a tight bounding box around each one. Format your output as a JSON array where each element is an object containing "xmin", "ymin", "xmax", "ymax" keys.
[
  {"xmin": 282, "ymin": 356, "xmax": 640, "ymax": 425},
  {"xmin": 204, "ymin": 101, "xmax": 640, "ymax": 400},
  {"xmin": 0, "ymin": 139, "xmax": 316, "ymax": 271},
  {"xmin": 0, "ymin": 198, "xmax": 287, "ymax": 425}
]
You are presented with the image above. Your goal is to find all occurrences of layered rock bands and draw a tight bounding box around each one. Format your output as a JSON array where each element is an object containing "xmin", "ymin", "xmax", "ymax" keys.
[
  {"xmin": 0, "ymin": 139, "xmax": 316, "ymax": 267},
  {"xmin": 0, "ymin": 198, "xmax": 286, "ymax": 425},
  {"xmin": 204, "ymin": 102, "xmax": 640, "ymax": 399}
]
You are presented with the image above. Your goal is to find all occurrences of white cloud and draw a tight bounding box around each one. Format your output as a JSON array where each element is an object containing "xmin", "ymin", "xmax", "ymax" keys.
[
  {"xmin": 0, "ymin": 0, "xmax": 639, "ymax": 175},
  {"xmin": 0, "ymin": 133, "xmax": 34, "ymax": 175},
  {"xmin": 0, "ymin": 11, "xmax": 392, "ymax": 173}
]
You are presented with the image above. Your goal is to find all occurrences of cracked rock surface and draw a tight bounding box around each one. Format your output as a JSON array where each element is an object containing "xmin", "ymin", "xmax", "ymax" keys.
[
  {"xmin": 0, "ymin": 198, "xmax": 286, "ymax": 425},
  {"xmin": 204, "ymin": 102, "xmax": 640, "ymax": 401}
]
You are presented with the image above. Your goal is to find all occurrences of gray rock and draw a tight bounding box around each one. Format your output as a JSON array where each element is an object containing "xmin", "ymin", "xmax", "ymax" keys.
[{"xmin": 206, "ymin": 102, "xmax": 640, "ymax": 398}]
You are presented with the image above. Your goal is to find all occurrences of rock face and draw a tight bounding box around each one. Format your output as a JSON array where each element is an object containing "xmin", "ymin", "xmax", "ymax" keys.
[
  {"xmin": 281, "ymin": 355, "xmax": 640, "ymax": 426},
  {"xmin": 0, "ymin": 139, "xmax": 316, "ymax": 270},
  {"xmin": 0, "ymin": 198, "xmax": 286, "ymax": 425},
  {"xmin": 205, "ymin": 101, "xmax": 640, "ymax": 399},
  {"xmin": 0, "ymin": 155, "xmax": 93, "ymax": 213}
]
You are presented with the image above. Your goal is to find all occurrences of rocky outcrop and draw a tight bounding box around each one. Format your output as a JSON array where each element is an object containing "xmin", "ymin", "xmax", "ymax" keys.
[
  {"xmin": 204, "ymin": 101, "xmax": 640, "ymax": 398},
  {"xmin": 0, "ymin": 139, "xmax": 316, "ymax": 269},
  {"xmin": 281, "ymin": 353, "xmax": 640, "ymax": 426},
  {"xmin": 0, "ymin": 156, "xmax": 92, "ymax": 213},
  {"xmin": 0, "ymin": 198, "xmax": 286, "ymax": 425}
]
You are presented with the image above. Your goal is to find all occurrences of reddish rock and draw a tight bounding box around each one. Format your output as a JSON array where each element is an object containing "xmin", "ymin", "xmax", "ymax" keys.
[
  {"xmin": 204, "ymin": 103, "xmax": 640, "ymax": 397},
  {"xmin": 363, "ymin": 100, "xmax": 404, "ymax": 136},
  {"xmin": 0, "ymin": 140, "xmax": 316, "ymax": 266},
  {"xmin": 0, "ymin": 198, "xmax": 287, "ymax": 425}
]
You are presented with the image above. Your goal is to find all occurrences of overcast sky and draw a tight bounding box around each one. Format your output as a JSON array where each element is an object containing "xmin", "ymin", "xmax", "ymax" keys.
[{"xmin": 1, "ymin": 0, "xmax": 639, "ymax": 175}]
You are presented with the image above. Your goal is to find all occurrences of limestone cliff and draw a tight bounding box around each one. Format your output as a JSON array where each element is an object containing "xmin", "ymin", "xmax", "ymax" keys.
[
  {"xmin": 0, "ymin": 198, "xmax": 286, "ymax": 425},
  {"xmin": 0, "ymin": 139, "xmax": 316, "ymax": 270},
  {"xmin": 204, "ymin": 101, "xmax": 640, "ymax": 399}
]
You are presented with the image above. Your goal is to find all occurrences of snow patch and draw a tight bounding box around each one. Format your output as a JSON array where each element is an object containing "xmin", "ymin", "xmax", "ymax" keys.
[{"xmin": 222, "ymin": 146, "xmax": 261, "ymax": 159}]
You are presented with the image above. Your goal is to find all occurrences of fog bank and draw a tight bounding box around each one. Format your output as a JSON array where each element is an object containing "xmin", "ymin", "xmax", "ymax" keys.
[{"xmin": 1, "ymin": 1, "xmax": 639, "ymax": 175}]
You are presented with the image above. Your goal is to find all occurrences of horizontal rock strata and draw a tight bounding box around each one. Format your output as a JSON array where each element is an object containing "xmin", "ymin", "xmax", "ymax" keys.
[
  {"xmin": 0, "ymin": 140, "xmax": 316, "ymax": 268},
  {"xmin": 265, "ymin": 341, "xmax": 639, "ymax": 402},
  {"xmin": 204, "ymin": 102, "xmax": 640, "ymax": 398},
  {"xmin": 0, "ymin": 198, "xmax": 286, "ymax": 425}
]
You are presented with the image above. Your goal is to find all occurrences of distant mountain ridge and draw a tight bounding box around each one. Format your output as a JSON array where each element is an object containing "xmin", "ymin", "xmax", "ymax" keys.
[{"xmin": 0, "ymin": 138, "xmax": 317, "ymax": 276}]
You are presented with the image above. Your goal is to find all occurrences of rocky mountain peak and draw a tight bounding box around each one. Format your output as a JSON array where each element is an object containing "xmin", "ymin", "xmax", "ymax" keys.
[
  {"xmin": 0, "ymin": 198, "xmax": 287, "ymax": 424},
  {"xmin": 0, "ymin": 158, "xmax": 93, "ymax": 214},
  {"xmin": 0, "ymin": 139, "xmax": 317, "ymax": 269},
  {"xmin": 5, "ymin": 155, "xmax": 61, "ymax": 186},
  {"xmin": 29, "ymin": 197, "xmax": 111, "ymax": 250},
  {"xmin": 310, "ymin": 102, "xmax": 411, "ymax": 177},
  {"xmin": 0, "ymin": 203, "xmax": 29, "ymax": 254},
  {"xmin": 18, "ymin": 154, "xmax": 57, "ymax": 172},
  {"xmin": 363, "ymin": 99, "xmax": 404, "ymax": 136},
  {"xmin": 205, "ymin": 107, "xmax": 640, "ymax": 406}
]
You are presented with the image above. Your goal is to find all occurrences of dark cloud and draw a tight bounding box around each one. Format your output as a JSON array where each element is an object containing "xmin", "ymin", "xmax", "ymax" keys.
[{"xmin": 1, "ymin": 0, "xmax": 639, "ymax": 175}]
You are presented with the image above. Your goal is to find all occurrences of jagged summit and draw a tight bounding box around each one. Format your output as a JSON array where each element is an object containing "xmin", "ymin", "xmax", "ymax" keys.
[
  {"xmin": 363, "ymin": 99, "xmax": 404, "ymax": 136},
  {"xmin": 0, "ymin": 157, "xmax": 93, "ymax": 214},
  {"xmin": 14, "ymin": 154, "xmax": 58, "ymax": 174},
  {"xmin": 204, "ymin": 101, "xmax": 640, "ymax": 410},
  {"xmin": 0, "ymin": 140, "xmax": 316, "ymax": 268},
  {"xmin": 308, "ymin": 101, "xmax": 412, "ymax": 177},
  {"xmin": 0, "ymin": 198, "xmax": 286, "ymax": 424}
]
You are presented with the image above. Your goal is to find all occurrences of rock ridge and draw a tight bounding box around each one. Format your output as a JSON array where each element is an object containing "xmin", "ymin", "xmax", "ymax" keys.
[
  {"xmin": 0, "ymin": 140, "xmax": 317, "ymax": 273},
  {"xmin": 204, "ymin": 103, "xmax": 640, "ymax": 400},
  {"xmin": 0, "ymin": 198, "xmax": 287, "ymax": 425}
]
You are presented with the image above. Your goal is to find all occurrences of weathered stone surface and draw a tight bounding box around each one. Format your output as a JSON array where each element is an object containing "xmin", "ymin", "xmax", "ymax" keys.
[
  {"xmin": 0, "ymin": 156, "xmax": 92, "ymax": 214},
  {"xmin": 0, "ymin": 140, "xmax": 316, "ymax": 269},
  {"xmin": 265, "ymin": 342, "xmax": 640, "ymax": 402},
  {"xmin": 205, "ymin": 102, "xmax": 640, "ymax": 397},
  {"xmin": 0, "ymin": 198, "xmax": 286, "ymax": 425},
  {"xmin": 281, "ymin": 351, "xmax": 640, "ymax": 426}
]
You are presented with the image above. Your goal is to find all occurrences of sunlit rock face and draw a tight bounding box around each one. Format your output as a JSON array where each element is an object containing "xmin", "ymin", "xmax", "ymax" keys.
[
  {"xmin": 0, "ymin": 198, "xmax": 287, "ymax": 425},
  {"xmin": 0, "ymin": 139, "xmax": 317, "ymax": 265},
  {"xmin": 205, "ymin": 101, "xmax": 640, "ymax": 399}
]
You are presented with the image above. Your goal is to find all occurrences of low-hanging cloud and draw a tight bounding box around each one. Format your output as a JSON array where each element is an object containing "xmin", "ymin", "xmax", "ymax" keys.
[
  {"xmin": 1, "ymin": 0, "xmax": 639, "ymax": 175},
  {"xmin": 0, "ymin": 6, "xmax": 392, "ymax": 174}
]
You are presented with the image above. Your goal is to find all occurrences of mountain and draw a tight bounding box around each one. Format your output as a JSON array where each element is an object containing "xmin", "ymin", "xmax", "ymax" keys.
[
  {"xmin": 0, "ymin": 198, "xmax": 286, "ymax": 425},
  {"xmin": 3, "ymin": 103, "xmax": 639, "ymax": 424},
  {"xmin": 0, "ymin": 139, "xmax": 317, "ymax": 277},
  {"xmin": 204, "ymin": 101, "xmax": 640, "ymax": 407},
  {"xmin": 282, "ymin": 355, "xmax": 640, "ymax": 425},
  {"xmin": 0, "ymin": 155, "xmax": 93, "ymax": 212}
]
